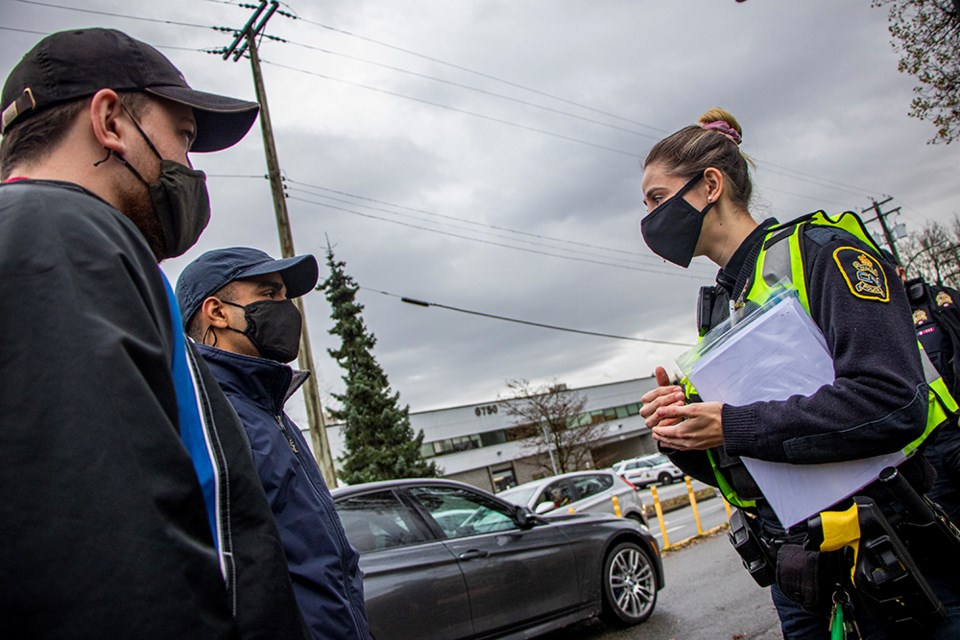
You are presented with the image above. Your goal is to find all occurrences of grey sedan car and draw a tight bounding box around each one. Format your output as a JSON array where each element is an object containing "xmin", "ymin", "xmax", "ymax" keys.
[{"xmin": 333, "ymin": 478, "xmax": 664, "ymax": 640}]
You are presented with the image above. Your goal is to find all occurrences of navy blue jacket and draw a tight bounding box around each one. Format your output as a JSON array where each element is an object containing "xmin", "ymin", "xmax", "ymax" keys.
[{"xmin": 196, "ymin": 344, "xmax": 370, "ymax": 640}]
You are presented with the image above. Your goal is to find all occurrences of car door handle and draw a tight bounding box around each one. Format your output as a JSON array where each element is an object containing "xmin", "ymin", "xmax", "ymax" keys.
[{"xmin": 457, "ymin": 549, "xmax": 489, "ymax": 561}]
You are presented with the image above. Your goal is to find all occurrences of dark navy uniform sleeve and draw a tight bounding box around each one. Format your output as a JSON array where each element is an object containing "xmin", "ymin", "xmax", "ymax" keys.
[{"xmin": 722, "ymin": 228, "xmax": 927, "ymax": 463}]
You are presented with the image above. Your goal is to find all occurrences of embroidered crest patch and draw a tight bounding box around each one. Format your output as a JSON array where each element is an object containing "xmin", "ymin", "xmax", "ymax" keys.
[
  {"xmin": 833, "ymin": 247, "xmax": 889, "ymax": 302},
  {"xmin": 914, "ymin": 309, "xmax": 928, "ymax": 325},
  {"xmin": 936, "ymin": 291, "xmax": 953, "ymax": 307}
]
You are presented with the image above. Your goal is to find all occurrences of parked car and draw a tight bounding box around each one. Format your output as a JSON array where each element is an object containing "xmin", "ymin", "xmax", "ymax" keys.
[
  {"xmin": 497, "ymin": 470, "xmax": 647, "ymax": 527},
  {"xmin": 612, "ymin": 453, "xmax": 685, "ymax": 488},
  {"xmin": 333, "ymin": 478, "xmax": 663, "ymax": 640}
]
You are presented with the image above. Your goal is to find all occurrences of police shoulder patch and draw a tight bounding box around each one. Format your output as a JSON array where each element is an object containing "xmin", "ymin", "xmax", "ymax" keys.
[
  {"xmin": 832, "ymin": 247, "xmax": 889, "ymax": 302},
  {"xmin": 936, "ymin": 291, "xmax": 953, "ymax": 308},
  {"xmin": 914, "ymin": 309, "xmax": 928, "ymax": 325}
]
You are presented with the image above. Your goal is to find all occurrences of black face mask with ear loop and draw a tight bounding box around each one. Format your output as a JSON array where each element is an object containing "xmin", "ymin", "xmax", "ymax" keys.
[
  {"xmin": 640, "ymin": 173, "xmax": 715, "ymax": 268},
  {"xmin": 221, "ymin": 299, "xmax": 303, "ymax": 363},
  {"xmin": 112, "ymin": 102, "xmax": 211, "ymax": 259}
]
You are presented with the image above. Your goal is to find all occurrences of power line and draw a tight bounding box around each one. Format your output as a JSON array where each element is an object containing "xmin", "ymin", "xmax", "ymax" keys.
[
  {"xmin": 277, "ymin": 3, "xmax": 887, "ymax": 202},
  {"xmin": 754, "ymin": 158, "xmax": 879, "ymax": 198},
  {"xmin": 210, "ymin": 173, "xmax": 716, "ymax": 277},
  {"xmin": 287, "ymin": 185, "xmax": 697, "ymax": 274},
  {"xmin": 0, "ymin": 25, "xmax": 47, "ymax": 36},
  {"xmin": 757, "ymin": 184, "xmax": 862, "ymax": 210},
  {"xmin": 278, "ymin": 8, "xmax": 667, "ymax": 134},
  {"xmin": 11, "ymin": 0, "xmax": 216, "ymax": 30},
  {"xmin": 259, "ymin": 58, "xmax": 643, "ymax": 158},
  {"xmin": 285, "ymin": 179, "xmax": 713, "ymax": 273},
  {"xmin": 0, "ymin": 23, "xmax": 227, "ymax": 54},
  {"xmin": 276, "ymin": 37, "xmax": 659, "ymax": 140},
  {"xmin": 363, "ymin": 287, "xmax": 695, "ymax": 347},
  {"xmin": 15, "ymin": 0, "xmax": 907, "ymax": 209},
  {"xmin": 755, "ymin": 164, "xmax": 871, "ymax": 199},
  {"xmin": 288, "ymin": 194, "xmax": 707, "ymax": 279}
]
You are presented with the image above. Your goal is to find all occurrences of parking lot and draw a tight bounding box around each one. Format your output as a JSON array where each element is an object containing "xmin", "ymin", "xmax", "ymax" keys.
[{"xmin": 543, "ymin": 524, "xmax": 782, "ymax": 640}]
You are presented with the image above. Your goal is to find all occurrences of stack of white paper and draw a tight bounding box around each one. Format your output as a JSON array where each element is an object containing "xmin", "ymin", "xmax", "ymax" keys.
[{"xmin": 678, "ymin": 294, "xmax": 905, "ymax": 527}]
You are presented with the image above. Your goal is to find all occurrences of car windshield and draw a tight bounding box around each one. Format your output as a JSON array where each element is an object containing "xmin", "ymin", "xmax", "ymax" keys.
[{"xmin": 497, "ymin": 485, "xmax": 538, "ymax": 506}]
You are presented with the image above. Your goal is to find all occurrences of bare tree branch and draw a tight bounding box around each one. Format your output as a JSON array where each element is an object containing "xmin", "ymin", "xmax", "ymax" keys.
[
  {"xmin": 498, "ymin": 379, "xmax": 603, "ymax": 476},
  {"xmin": 873, "ymin": 0, "xmax": 960, "ymax": 143}
]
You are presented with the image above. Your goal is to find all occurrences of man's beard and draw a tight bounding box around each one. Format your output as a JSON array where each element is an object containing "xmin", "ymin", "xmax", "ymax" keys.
[{"xmin": 116, "ymin": 178, "xmax": 166, "ymax": 262}]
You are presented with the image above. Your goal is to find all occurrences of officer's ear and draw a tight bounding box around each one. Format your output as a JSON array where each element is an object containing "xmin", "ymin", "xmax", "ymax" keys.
[{"xmin": 703, "ymin": 167, "xmax": 724, "ymax": 204}]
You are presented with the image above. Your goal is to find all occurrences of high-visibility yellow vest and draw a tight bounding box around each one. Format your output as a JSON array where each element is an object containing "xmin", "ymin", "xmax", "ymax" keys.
[{"xmin": 701, "ymin": 211, "xmax": 958, "ymax": 509}]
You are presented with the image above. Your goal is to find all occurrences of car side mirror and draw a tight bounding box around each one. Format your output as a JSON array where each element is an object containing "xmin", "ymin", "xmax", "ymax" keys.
[
  {"xmin": 534, "ymin": 502, "xmax": 554, "ymax": 515},
  {"xmin": 514, "ymin": 505, "xmax": 536, "ymax": 529}
]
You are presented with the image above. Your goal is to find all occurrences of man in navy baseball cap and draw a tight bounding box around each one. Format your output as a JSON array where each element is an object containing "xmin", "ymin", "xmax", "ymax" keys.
[
  {"xmin": 177, "ymin": 246, "xmax": 319, "ymax": 339},
  {"xmin": 176, "ymin": 247, "xmax": 372, "ymax": 640}
]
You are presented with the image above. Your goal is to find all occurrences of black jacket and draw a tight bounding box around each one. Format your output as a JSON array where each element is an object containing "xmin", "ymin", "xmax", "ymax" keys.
[{"xmin": 0, "ymin": 180, "xmax": 306, "ymax": 639}]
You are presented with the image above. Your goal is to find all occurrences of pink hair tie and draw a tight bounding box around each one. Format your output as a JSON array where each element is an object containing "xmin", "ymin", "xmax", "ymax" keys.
[{"xmin": 701, "ymin": 120, "xmax": 742, "ymax": 145}]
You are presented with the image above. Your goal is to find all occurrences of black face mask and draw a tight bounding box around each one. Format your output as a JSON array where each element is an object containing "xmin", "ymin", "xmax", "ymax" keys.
[
  {"xmin": 222, "ymin": 299, "xmax": 303, "ymax": 363},
  {"xmin": 114, "ymin": 103, "xmax": 211, "ymax": 259},
  {"xmin": 640, "ymin": 173, "xmax": 715, "ymax": 268}
]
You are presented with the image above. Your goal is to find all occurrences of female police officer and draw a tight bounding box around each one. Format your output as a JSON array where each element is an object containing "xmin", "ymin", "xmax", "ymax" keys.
[{"xmin": 637, "ymin": 108, "xmax": 960, "ymax": 639}]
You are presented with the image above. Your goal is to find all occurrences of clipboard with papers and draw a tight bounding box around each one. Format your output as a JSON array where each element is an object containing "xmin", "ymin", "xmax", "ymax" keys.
[{"xmin": 676, "ymin": 289, "xmax": 905, "ymax": 528}]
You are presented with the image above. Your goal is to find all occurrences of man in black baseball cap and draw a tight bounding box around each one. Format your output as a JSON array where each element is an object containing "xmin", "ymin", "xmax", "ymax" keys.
[
  {"xmin": 1, "ymin": 27, "xmax": 259, "ymax": 152},
  {"xmin": 1, "ymin": 27, "xmax": 261, "ymax": 259},
  {"xmin": 176, "ymin": 248, "xmax": 372, "ymax": 640},
  {"xmin": 0, "ymin": 29, "xmax": 307, "ymax": 639}
]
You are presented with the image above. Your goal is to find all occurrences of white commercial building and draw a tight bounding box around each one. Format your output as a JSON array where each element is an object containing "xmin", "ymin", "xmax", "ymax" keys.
[{"xmin": 325, "ymin": 376, "xmax": 660, "ymax": 493}]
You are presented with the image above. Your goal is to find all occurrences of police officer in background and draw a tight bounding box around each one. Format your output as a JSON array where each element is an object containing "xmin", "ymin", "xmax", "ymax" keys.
[
  {"xmin": 899, "ymin": 264, "xmax": 960, "ymax": 524},
  {"xmin": 637, "ymin": 107, "xmax": 960, "ymax": 639}
]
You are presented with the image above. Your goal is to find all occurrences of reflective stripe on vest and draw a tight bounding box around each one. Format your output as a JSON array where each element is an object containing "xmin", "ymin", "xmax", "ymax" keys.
[{"xmin": 707, "ymin": 211, "xmax": 957, "ymax": 508}]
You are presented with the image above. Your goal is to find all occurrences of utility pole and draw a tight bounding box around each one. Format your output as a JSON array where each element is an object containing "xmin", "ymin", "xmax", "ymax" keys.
[
  {"xmin": 863, "ymin": 197, "xmax": 903, "ymax": 265},
  {"xmin": 222, "ymin": 1, "xmax": 338, "ymax": 486}
]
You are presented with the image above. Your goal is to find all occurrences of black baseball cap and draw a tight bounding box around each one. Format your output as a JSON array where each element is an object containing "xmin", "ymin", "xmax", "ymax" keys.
[
  {"xmin": 176, "ymin": 247, "xmax": 319, "ymax": 329},
  {"xmin": 1, "ymin": 28, "xmax": 260, "ymax": 152}
]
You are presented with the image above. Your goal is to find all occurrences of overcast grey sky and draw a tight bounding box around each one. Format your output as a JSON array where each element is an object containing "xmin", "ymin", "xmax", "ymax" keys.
[{"xmin": 3, "ymin": 0, "xmax": 959, "ymax": 421}]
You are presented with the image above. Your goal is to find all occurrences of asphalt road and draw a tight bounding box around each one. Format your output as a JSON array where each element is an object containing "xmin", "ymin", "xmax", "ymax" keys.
[{"xmin": 543, "ymin": 531, "xmax": 783, "ymax": 640}]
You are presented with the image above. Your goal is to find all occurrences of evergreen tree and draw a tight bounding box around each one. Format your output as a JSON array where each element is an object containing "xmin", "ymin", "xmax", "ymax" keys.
[{"xmin": 318, "ymin": 248, "xmax": 440, "ymax": 484}]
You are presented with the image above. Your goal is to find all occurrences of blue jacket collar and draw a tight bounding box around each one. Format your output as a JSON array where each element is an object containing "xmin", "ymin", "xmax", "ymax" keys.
[{"xmin": 194, "ymin": 342, "xmax": 308, "ymax": 415}]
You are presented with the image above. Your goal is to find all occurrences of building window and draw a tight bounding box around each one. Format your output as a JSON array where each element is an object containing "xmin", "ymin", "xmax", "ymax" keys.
[
  {"xmin": 491, "ymin": 466, "xmax": 517, "ymax": 492},
  {"xmin": 480, "ymin": 430, "xmax": 507, "ymax": 447}
]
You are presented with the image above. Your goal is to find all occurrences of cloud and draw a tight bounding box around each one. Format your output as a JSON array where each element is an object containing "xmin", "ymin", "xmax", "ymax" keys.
[{"xmin": 4, "ymin": 0, "xmax": 959, "ymax": 416}]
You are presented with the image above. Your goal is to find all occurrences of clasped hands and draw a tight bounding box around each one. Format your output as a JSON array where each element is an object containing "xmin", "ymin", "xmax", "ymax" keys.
[{"xmin": 639, "ymin": 366, "xmax": 724, "ymax": 451}]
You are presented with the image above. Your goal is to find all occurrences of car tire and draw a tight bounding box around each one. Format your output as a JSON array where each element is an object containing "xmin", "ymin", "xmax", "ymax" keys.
[
  {"xmin": 600, "ymin": 541, "xmax": 657, "ymax": 626},
  {"xmin": 657, "ymin": 473, "xmax": 672, "ymax": 486}
]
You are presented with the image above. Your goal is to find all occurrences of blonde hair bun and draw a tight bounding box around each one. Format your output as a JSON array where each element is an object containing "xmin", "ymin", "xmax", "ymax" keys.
[{"xmin": 698, "ymin": 107, "xmax": 742, "ymax": 145}]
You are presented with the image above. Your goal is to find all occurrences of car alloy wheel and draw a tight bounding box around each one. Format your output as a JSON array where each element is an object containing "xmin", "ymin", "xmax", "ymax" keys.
[
  {"xmin": 600, "ymin": 541, "xmax": 657, "ymax": 626},
  {"xmin": 657, "ymin": 472, "xmax": 672, "ymax": 486}
]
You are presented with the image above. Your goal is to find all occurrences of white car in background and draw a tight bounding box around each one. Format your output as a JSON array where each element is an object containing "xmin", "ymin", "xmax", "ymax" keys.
[
  {"xmin": 612, "ymin": 454, "xmax": 685, "ymax": 488},
  {"xmin": 497, "ymin": 470, "xmax": 648, "ymax": 527}
]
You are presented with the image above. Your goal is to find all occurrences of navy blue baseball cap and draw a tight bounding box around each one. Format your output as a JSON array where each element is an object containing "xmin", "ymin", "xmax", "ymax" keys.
[{"xmin": 176, "ymin": 247, "xmax": 319, "ymax": 328}]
